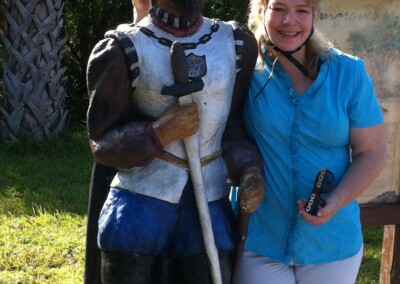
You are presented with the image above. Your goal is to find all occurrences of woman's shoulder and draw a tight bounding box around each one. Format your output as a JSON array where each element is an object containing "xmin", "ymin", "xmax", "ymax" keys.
[
  {"xmin": 328, "ymin": 47, "xmax": 364, "ymax": 66},
  {"xmin": 326, "ymin": 47, "xmax": 367, "ymax": 75}
]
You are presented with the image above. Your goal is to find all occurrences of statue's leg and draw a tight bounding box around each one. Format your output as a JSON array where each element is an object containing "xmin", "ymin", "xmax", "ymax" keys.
[
  {"xmin": 97, "ymin": 188, "xmax": 179, "ymax": 283},
  {"xmin": 101, "ymin": 251, "xmax": 154, "ymax": 284},
  {"xmin": 101, "ymin": 252, "xmax": 176, "ymax": 284},
  {"xmin": 100, "ymin": 250, "xmax": 233, "ymax": 284},
  {"xmin": 176, "ymin": 253, "xmax": 211, "ymax": 284},
  {"xmin": 220, "ymin": 250, "xmax": 235, "ymax": 284},
  {"xmin": 172, "ymin": 184, "xmax": 236, "ymax": 284},
  {"xmin": 176, "ymin": 250, "xmax": 234, "ymax": 284}
]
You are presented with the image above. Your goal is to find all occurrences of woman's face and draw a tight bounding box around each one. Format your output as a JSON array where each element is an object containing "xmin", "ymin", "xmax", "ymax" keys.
[{"xmin": 264, "ymin": 0, "xmax": 314, "ymax": 52}]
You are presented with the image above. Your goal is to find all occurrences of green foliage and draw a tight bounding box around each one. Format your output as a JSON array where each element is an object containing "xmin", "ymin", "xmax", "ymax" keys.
[
  {"xmin": 0, "ymin": 1, "xmax": 3, "ymax": 107},
  {"xmin": 203, "ymin": 0, "xmax": 250, "ymax": 24},
  {"xmin": 63, "ymin": 0, "xmax": 133, "ymax": 125}
]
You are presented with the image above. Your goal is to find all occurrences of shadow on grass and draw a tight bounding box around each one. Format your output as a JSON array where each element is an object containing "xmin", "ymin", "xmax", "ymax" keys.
[{"xmin": 0, "ymin": 130, "xmax": 95, "ymax": 216}]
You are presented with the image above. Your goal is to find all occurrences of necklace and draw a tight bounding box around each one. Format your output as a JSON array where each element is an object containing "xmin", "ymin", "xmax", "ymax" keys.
[
  {"xmin": 139, "ymin": 19, "xmax": 220, "ymax": 50},
  {"xmin": 152, "ymin": 3, "xmax": 195, "ymax": 28}
]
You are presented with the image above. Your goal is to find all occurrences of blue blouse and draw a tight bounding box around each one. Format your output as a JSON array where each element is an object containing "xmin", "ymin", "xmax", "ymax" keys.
[{"xmin": 243, "ymin": 48, "xmax": 384, "ymax": 265}]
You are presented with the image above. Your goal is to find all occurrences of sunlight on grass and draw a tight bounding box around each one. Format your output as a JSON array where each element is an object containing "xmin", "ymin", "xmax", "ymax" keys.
[
  {"xmin": 0, "ymin": 130, "xmax": 91, "ymax": 282},
  {"xmin": 0, "ymin": 213, "xmax": 86, "ymax": 283},
  {"xmin": 356, "ymin": 226, "xmax": 383, "ymax": 284}
]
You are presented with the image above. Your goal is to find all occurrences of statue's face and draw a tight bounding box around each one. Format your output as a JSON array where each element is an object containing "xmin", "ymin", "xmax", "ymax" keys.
[{"xmin": 165, "ymin": 0, "xmax": 205, "ymax": 22}]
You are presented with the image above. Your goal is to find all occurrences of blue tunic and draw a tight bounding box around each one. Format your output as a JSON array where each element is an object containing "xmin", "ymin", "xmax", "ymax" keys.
[
  {"xmin": 98, "ymin": 184, "xmax": 236, "ymax": 256},
  {"xmin": 243, "ymin": 48, "xmax": 383, "ymax": 265}
]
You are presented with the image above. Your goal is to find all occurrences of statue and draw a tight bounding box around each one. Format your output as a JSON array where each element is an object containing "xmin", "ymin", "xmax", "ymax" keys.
[{"xmin": 84, "ymin": 0, "xmax": 265, "ymax": 283}]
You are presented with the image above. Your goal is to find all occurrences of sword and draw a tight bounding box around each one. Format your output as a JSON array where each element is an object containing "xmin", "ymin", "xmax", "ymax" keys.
[
  {"xmin": 229, "ymin": 184, "xmax": 249, "ymax": 284},
  {"xmin": 161, "ymin": 41, "xmax": 223, "ymax": 284},
  {"xmin": 232, "ymin": 207, "xmax": 249, "ymax": 284}
]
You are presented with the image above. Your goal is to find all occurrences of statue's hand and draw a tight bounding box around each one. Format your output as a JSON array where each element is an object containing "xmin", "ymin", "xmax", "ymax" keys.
[
  {"xmin": 239, "ymin": 167, "xmax": 265, "ymax": 213},
  {"xmin": 152, "ymin": 102, "xmax": 199, "ymax": 146}
]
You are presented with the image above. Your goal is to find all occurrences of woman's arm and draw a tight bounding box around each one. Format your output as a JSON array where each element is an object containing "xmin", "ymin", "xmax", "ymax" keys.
[{"xmin": 299, "ymin": 123, "xmax": 387, "ymax": 226}]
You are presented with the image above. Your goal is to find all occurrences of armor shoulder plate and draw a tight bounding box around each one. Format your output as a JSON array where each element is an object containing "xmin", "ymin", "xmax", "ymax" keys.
[
  {"xmin": 104, "ymin": 28, "xmax": 140, "ymax": 90},
  {"xmin": 227, "ymin": 20, "xmax": 244, "ymax": 74}
]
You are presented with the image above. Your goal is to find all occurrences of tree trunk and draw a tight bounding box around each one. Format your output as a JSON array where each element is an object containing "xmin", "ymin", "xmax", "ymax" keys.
[{"xmin": 0, "ymin": 0, "xmax": 67, "ymax": 141}]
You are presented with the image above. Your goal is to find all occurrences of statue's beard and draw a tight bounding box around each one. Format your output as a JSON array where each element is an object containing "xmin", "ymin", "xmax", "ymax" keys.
[{"xmin": 165, "ymin": 0, "xmax": 205, "ymax": 22}]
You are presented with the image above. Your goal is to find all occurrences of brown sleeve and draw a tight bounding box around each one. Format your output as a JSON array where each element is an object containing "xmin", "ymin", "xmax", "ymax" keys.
[
  {"xmin": 87, "ymin": 38, "xmax": 163, "ymax": 169},
  {"xmin": 222, "ymin": 27, "xmax": 264, "ymax": 185}
]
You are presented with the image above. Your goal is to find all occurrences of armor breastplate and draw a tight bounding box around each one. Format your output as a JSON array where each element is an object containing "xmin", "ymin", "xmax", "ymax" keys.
[{"xmin": 110, "ymin": 17, "xmax": 237, "ymax": 203}]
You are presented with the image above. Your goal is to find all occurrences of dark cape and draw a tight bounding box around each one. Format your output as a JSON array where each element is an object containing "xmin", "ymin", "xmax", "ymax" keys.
[{"xmin": 84, "ymin": 162, "xmax": 117, "ymax": 284}]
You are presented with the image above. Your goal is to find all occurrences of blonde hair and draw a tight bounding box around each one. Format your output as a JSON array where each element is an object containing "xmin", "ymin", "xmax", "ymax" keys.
[{"xmin": 247, "ymin": 0, "xmax": 332, "ymax": 77}]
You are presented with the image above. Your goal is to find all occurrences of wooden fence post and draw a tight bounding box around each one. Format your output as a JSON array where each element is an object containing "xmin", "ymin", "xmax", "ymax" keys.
[
  {"xmin": 360, "ymin": 203, "xmax": 400, "ymax": 283},
  {"xmin": 380, "ymin": 225, "xmax": 395, "ymax": 284}
]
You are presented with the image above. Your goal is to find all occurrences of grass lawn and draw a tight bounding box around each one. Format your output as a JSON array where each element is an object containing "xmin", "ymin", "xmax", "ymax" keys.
[
  {"xmin": 0, "ymin": 130, "xmax": 91, "ymax": 283},
  {"xmin": 0, "ymin": 129, "xmax": 383, "ymax": 283}
]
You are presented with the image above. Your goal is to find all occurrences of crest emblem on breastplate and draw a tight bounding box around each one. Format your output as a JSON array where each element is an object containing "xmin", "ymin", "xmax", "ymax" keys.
[{"xmin": 186, "ymin": 53, "xmax": 207, "ymax": 80}]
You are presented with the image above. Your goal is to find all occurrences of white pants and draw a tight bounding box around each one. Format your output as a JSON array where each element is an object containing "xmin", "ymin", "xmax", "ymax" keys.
[{"xmin": 238, "ymin": 246, "xmax": 363, "ymax": 284}]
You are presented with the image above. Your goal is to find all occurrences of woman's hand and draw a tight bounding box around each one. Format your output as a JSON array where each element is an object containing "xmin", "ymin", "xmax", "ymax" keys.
[{"xmin": 297, "ymin": 196, "xmax": 339, "ymax": 226}]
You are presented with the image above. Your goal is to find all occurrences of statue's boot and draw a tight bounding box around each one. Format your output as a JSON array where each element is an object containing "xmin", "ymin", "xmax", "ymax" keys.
[
  {"xmin": 101, "ymin": 250, "xmax": 233, "ymax": 284},
  {"xmin": 101, "ymin": 251, "xmax": 160, "ymax": 284}
]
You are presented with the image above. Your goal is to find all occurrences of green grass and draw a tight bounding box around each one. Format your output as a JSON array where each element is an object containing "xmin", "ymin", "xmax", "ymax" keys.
[
  {"xmin": 0, "ymin": 130, "xmax": 92, "ymax": 215},
  {"xmin": 357, "ymin": 226, "xmax": 383, "ymax": 284},
  {"xmin": 0, "ymin": 129, "xmax": 383, "ymax": 283},
  {"xmin": 0, "ymin": 129, "xmax": 92, "ymax": 283},
  {"xmin": 0, "ymin": 213, "xmax": 86, "ymax": 283}
]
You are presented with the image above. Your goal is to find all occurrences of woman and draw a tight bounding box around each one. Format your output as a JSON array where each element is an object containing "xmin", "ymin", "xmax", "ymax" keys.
[
  {"xmin": 132, "ymin": 0, "xmax": 152, "ymax": 23},
  {"xmin": 240, "ymin": 0, "xmax": 387, "ymax": 283}
]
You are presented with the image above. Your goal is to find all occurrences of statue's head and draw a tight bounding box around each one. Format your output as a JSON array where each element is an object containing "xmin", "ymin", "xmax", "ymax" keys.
[{"xmin": 162, "ymin": 0, "xmax": 205, "ymax": 22}]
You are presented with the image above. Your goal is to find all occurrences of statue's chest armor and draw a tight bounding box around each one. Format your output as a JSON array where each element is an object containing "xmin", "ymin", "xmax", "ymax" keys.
[
  {"xmin": 131, "ymin": 21, "xmax": 237, "ymax": 150},
  {"xmin": 110, "ymin": 19, "xmax": 238, "ymax": 203}
]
